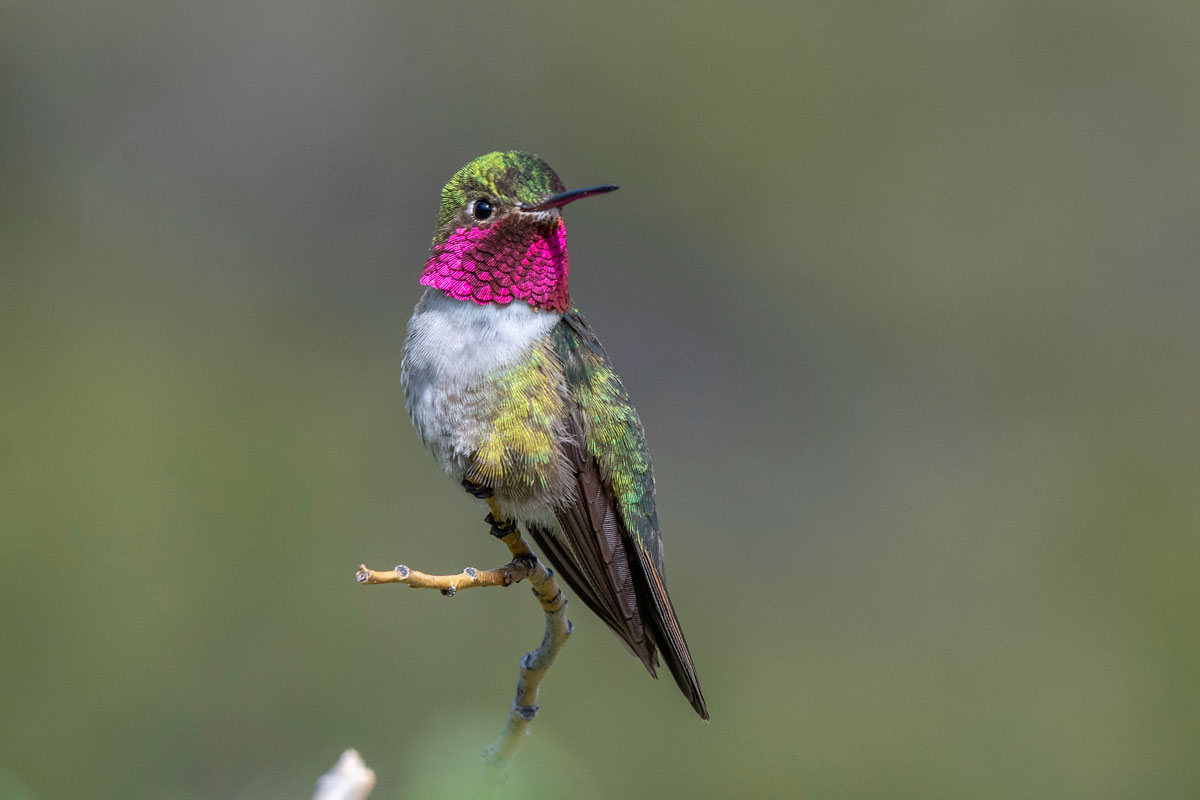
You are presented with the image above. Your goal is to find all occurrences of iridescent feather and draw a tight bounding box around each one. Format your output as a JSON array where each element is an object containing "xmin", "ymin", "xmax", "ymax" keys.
[{"xmin": 403, "ymin": 151, "xmax": 707, "ymax": 719}]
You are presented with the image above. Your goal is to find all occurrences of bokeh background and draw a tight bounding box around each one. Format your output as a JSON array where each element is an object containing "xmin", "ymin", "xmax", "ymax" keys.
[{"xmin": 3, "ymin": 2, "xmax": 1199, "ymax": 798}]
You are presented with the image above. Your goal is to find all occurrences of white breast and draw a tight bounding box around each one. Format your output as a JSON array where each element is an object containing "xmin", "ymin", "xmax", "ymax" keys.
[{"xmin": 401, "ymin": 290, "xmax": 562, "ymax": 474}]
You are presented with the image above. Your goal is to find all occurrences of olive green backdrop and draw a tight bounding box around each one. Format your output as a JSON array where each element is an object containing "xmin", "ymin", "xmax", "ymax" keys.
[{"xmin": 3, "ymin": 2, "xmax": 1198, "ymax": 798}]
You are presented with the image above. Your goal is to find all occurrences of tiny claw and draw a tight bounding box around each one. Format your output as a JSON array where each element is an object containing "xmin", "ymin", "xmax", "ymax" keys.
[
  {"xmin": 394, "ymin": 565, "xmax": 410, "ymax": 579},
  {"xmin": 486, "ymin": 513, "xmax": 517, "ymax": 538},
  {"xmin": 461, "ymin": 478, "xmax": 493, "ymax": 499}
]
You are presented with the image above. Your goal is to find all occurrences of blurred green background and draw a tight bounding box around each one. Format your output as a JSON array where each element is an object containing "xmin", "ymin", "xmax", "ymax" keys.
[{"xmin": 3, "ymin": 2, "xmax": 1199, "ymax": 798}]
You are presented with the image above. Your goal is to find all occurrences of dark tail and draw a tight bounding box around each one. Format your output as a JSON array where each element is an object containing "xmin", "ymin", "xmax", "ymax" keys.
[{"xmin": 631, "ymin": 546, "xmax": 709, "ymax": 720}]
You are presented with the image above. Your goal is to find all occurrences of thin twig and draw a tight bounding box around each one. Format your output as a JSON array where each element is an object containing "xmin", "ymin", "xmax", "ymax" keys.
[
  {"xmin": 481, "ymin": 557, "xmax": 571, "ymax": 765},
  {"xmin": 356, "ymin": 505, "xmax": 572, "ymax": 767}
]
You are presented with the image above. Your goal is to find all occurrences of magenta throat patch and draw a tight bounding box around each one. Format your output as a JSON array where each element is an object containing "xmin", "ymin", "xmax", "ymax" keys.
[{"xmin": 420, "ymin": 218, "xmax": 570, "ymax": 312}]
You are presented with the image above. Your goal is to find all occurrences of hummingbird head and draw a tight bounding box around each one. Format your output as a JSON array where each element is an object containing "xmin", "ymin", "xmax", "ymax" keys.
[{"xmin": 420, "ymin": 151, "xmax": 617, "ymax": 312}]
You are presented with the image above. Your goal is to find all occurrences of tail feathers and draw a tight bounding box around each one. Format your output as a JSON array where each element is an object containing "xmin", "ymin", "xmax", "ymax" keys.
[
  {"xmin": 631, "ymin": 546, "xmax": 709, "ymax": 720},
  {"xmin": 529, "ymin": 521, "xmax": 708, "ymax": 719}
]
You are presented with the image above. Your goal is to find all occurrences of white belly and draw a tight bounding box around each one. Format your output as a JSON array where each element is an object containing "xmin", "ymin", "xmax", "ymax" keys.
[{"xmin": 401, "ymin": 290, "xmax": 563, "ymax": 477}]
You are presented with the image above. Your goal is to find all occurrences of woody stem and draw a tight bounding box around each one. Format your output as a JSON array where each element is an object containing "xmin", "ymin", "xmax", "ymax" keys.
[{"xmin": 354, "ymin": 502, "xmax": 572, "ymax": 767}]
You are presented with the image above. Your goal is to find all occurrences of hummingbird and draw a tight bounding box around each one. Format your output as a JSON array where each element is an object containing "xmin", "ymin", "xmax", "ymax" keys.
[{"xmin": 401, "ymin": 151, "xmax": 708, "ymax": 719}]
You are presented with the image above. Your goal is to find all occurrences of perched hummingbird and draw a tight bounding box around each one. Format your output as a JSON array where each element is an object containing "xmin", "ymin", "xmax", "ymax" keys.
[{"xmin": 401, "ymin": 151, "xmax": 708, "ymax": 719}]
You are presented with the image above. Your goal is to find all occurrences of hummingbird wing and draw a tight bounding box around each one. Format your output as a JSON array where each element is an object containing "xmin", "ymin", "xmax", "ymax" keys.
[{"xmin": 528, "ymin": 310, "xmax": 708, "ymax": 719}]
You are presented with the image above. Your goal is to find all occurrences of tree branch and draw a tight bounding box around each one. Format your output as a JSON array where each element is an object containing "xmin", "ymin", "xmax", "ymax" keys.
[
  {"xmin": 355, "ymin": 511, "xmax": 572, "ymax": 767},
  {"xmin": 481, "ymin": 551, "xmax": 571, "ymax": 766}
]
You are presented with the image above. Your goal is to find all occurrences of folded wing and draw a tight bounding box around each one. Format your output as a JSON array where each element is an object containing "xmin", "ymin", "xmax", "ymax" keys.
[{"xmin": 529, "ymin": 311, "xmax": 707, "ymax": 719}]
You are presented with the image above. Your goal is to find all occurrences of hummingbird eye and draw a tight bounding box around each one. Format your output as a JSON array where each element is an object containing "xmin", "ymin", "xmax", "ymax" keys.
[{"xmin": 472, "ymin": 198, "xmax": 494, "ymax": 221}]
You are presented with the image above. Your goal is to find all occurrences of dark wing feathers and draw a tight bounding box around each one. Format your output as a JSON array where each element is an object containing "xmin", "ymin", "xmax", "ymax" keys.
[
  {"xmin": 555, "ymin": 432, "xmax": 652, "ymax": 662},
  {"xmin": 524, "ymin": 520, "xmax": 636, "ymax": 652},
  {"xmin": 533, "ymin": 311, "xmax": 707, "ymax": 719},
  {"xmin": 528, "ymin": 445, "xmax": 655, "ymax": 670}
]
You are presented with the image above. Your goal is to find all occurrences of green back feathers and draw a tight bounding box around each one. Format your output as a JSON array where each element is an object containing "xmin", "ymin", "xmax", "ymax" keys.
[
  {"xmin": 434, "ymin": 151, "xmax": 566, "ymax": 243},
  {"xmin": 555, "ymin": 312, "xmax": 662, "ymax": 565}
]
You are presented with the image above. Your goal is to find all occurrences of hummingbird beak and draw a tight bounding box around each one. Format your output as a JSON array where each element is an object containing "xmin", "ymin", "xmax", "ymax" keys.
[{"xmin": 520, "ymin": 184, "xmax": 619, "ymax": 212}]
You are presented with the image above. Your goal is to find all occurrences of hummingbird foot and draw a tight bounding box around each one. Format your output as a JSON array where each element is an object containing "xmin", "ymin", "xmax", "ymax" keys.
[
  {"xmin": 485, "ymin": 511, "xmax": 518, "ymax": 538},
  {"xmin": 461, "ymin": 478, "xmax": 494, "ymax": 499}
]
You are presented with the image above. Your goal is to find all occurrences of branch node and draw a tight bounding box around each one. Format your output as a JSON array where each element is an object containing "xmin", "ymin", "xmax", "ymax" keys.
[
  {"xmin": 394, "ymin": 565, "xmax": 409, "ymax": 579},
  {"xmin": 513, "ymin": 703, "xmax": 539, "ymax": 721}
]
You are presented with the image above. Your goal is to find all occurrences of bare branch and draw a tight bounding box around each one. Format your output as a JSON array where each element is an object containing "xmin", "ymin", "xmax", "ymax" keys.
[
  {"xmin": 356, "ymin": 519, "xmax": 573, "ymax": 767},
  {"xmin": 481, "ymin": 556, "xmax": 571, "ymax": 765}
]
